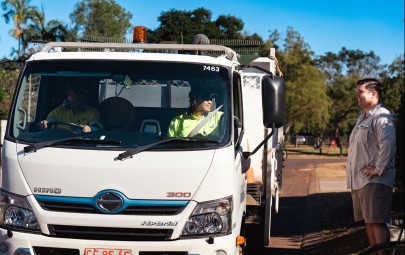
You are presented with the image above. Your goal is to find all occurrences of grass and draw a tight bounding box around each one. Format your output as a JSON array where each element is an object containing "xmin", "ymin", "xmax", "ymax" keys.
[{"xmin": 285, "ymin": 144, "xmax": 348, "ymax": 156}]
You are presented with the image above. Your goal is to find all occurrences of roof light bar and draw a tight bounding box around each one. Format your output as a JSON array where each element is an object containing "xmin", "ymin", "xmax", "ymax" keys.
[{"xmin": 39, "ymin": 42, "xmax": 238, "ymax": 61}]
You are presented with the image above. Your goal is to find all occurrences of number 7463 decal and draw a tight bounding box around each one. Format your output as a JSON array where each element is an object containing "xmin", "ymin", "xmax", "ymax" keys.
[{"xmin": 203, "ymin": 65, "xmax": 220, "ymax": 72}]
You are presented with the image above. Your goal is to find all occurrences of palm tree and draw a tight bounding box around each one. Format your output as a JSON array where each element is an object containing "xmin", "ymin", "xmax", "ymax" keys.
[
  {"xmin": 1, "ymin": 0, "xmax": 37, "ymax": 56},
  {"xmin": 22, "ymin": 4, "xmax": 67, "ymax": 47}
]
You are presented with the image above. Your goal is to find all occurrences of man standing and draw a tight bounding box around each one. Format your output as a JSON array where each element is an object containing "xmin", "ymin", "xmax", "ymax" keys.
[{"xmin": 347, "ymin": 78, "xmax": 396, "ymax": 252}]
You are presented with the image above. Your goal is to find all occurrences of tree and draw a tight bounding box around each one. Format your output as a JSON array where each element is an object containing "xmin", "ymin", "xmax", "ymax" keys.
[
  {"xmin": 392, "ymin": 75, "xmax": 404, "ymax": 210},
  {"xmin": 148, "ymin": 8, "xmax": 246, "ymax": 43},
  {"xmin": 22, "ymin": 4, "xmax": 68, "ymax": 47},
  {"xmin": 380, "ymin": 56, "xmax": 404, "ymax": 114},
  {"xmin": 276, "ymin": 27, "xmax": 330, "ymax": 141},
  {"xmin": 285, "ymin": 64, "xmax": 330, "ymax": 135},
  {"xmin": 315, "ymin": 48, "xmax": 383, "ymax": 84},
  {"xmin": 215, "ymin": 15, "xmax": 244, "ymax": 39},
  {"xmin": 0, "ymin": 62, "xmax": 19, "ymax": 119},
  {"xmin": 258, "ymin": 29, "xmax": 279, "ymax": 57},
  {"xmin": 70, "ymin": 0, "xmax": 132, "ymax": 39},
  {"xmin": 1, "ymin": 0, "xmax": 37, "ymax": 57}
]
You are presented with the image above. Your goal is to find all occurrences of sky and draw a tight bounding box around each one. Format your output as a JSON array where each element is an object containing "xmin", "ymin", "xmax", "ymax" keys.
[{"xmin": 0, "ymin": 0, "xmax": 404, "ymax": 65}]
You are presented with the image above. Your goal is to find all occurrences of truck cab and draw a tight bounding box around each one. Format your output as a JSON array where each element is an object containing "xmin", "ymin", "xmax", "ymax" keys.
[{"xmin": 0, "ymin": 41, "xmax": 285, "ymax": 255}]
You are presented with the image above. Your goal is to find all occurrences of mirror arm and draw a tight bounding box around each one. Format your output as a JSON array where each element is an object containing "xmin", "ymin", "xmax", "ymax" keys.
[{"xmin": 243, "ymin": 123, "xmax": 275, "ymax": 159}]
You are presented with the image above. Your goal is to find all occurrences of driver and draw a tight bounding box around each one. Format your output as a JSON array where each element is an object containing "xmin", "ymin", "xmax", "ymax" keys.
[
  {"xmin": 39, "ymin": 82, "xmax": 102, "ymax": 133},
  {"xmin": 167, "ymin": 85, "xmax": 223, "ymax": 137}
]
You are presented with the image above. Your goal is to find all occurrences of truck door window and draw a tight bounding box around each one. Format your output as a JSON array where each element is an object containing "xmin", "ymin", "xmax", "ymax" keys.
[{"xmin": 13, "ymin": 74, "xmax": 41, "ymax": 133}]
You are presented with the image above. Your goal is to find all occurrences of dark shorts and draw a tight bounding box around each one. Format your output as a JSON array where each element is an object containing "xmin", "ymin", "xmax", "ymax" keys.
[{"xmin": 351, "ymin": 183, "xmax": 392, "ymax": 223}]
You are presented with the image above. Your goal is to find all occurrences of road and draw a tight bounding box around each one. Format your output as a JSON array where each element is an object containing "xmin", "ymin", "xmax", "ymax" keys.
[{"xmin": 245, "ymin": 154, "xmax": 347, "ymax": 254}]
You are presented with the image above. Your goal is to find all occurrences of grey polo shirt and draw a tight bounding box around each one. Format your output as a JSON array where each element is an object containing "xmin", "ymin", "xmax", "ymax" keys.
[{"xmin": 346, "ymin": 104, "xmax": 396, "ymax": 190}]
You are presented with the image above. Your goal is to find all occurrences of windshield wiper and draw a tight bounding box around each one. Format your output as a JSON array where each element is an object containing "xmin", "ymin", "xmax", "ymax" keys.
[
  {"xmin": 24, "ymin": 136, "xmax": 121, "ymax": 153},
  {"xmin": 117, "ymin": 137, "xmax": 219, "ymax": 160}
]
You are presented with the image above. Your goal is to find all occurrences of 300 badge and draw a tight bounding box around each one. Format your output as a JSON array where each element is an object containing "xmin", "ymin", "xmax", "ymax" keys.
[{"xmin": 166, "ymin": 192, "xmax": 191, "ymax": 198}]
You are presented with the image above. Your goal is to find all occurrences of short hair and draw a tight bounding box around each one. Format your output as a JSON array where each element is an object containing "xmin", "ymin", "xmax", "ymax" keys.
[
  {"xmin": 65, "ymin": 82, "xmax": 88, "ymax": 95},
  {"xmin": 357, "ymin": 78, "xmax": 382, "ymax": 98}
]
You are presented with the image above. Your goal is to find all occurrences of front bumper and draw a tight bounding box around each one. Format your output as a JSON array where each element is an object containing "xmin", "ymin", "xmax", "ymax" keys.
[{"xmin": 0, "ymin": 228, "xmax": 239, "ymax": 255}]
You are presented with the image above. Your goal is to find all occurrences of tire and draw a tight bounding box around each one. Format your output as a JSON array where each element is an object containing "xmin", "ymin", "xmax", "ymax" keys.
[{"xmin": 356, "ymin": 241, "xmax": 405, "ymax": 255}]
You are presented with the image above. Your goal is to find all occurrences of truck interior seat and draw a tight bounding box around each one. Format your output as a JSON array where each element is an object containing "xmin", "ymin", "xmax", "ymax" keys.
[
  {"xmin": 140, "ymin": 119, "xmax": 161, "ymax": 135},
  {"xmin": 99, "ymin": 97, "xmax": 136, "ymax": 131}
]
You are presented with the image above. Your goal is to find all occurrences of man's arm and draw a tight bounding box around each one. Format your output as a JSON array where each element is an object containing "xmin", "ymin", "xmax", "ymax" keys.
[
  {"xmin": 86, "ymin": 107, "xmax": 103, "ymax": 131},
  {"xmin": 167, "ymin": 118, "xmax": 178, "ymax": 137},
  {"xmin": 374, "ymin": 114, "xmax": 396, "ymax": 175}
]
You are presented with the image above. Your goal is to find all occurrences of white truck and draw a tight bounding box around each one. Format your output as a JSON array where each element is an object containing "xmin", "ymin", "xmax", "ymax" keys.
[{"xmin": 0, "ymin": 32, "xmax": 285, "ymax": 255}]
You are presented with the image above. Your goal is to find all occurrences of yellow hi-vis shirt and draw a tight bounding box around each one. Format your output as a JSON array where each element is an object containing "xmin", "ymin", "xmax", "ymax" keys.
[
  {"xmin": 167, "ymin": 111, "xmax": 223, "ymax": 137},
  {"xmin": 46, "ymin": 100, "xmax": 102, "ymax": 131}
]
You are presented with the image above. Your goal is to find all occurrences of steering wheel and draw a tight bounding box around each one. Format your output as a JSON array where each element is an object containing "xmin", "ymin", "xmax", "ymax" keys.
[{"xmin": 47, "ymin": 121, "xmax": 83, "ymax": 133}]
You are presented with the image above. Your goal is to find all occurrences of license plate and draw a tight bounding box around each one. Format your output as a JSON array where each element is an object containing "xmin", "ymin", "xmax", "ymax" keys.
[{"xmin": 84, "ymin": 248, "xmax": 132, "ymax": 255}]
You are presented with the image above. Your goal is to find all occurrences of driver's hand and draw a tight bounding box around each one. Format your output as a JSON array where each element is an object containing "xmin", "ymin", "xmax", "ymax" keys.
[
  {"xmin": 82, "ymin": 125, "xmax": 92, "ymax": 133},
  {"xmin": 38, "ymin": 120, "xmax": 48, "ymax": 129}
]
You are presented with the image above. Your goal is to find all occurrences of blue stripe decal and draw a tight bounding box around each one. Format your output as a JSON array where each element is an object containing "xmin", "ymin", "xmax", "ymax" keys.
[
  {"xmin": 35, "ymin": 195, "xmax": 189, "ymax": 207},
  {"xmin": 35, "ymin": 195, "xmax": 93, "ymax": 204}
]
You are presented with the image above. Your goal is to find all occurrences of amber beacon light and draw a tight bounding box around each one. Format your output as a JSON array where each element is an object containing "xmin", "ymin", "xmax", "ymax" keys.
[{"xmin": 133, "ymin": 26, "xmax": 147, "ymax": 43}]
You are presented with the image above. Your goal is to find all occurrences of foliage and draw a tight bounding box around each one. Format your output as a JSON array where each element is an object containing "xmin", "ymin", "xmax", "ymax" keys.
[
  {"xmin": 22, "ymin": 4, "xmax": 68, "ymax": 47},
  {"xmin": 0, "ymin": 62, "xmax": 20, "ymax": 119},
  {"xmin": 284, "ymin": 64, "xmax": 331, "ymax": 134},
  {"xmin": 314, "ymin": 47, "xmax": 383, "ymax": 84},
  {"xmin": 147, "ymin": 8, "xmax": 245, "ymax": 43},
  {"xmin": 70, "ymin": 0, "xmax": 132, "ymax": 38},
  {"xmin": 1, "ymin": 0, "xmax": 37, "ymax": 56},
  {"xmin": 326, "ymin": 76, "xmax": 359, "ymax": 135},
  {"xmin": 393, "ymin": 77, "xmax": 404, "ymax": 205},
  {"xmin": 259, "ymin": 29, "xmax": 279, "ymax": 57},
  {"xmin": 380, "ymin": 56, "xmax": 404, "ymax": 114},
  {"xmin": 275, "ymin": 27, "xmax": 330, "ymax": 134}
]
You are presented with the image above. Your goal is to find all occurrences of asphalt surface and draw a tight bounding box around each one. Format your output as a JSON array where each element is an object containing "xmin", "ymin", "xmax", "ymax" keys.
[{"xmin": 245, "ymin": 152, "xmax": 354, "ymax": 255}]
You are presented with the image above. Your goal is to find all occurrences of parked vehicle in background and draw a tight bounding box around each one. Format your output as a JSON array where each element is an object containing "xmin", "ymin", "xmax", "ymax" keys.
[
  {"xmin": 297, "ymin": 135, "xmax": 306, "ymax": 145},
  {"xmin": 290, "ymin": 135, "xmax": 306, "ymax": 145}
]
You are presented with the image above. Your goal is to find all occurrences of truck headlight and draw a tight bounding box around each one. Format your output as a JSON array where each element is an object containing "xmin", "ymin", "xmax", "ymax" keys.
[
  {"xmin": 0, "ymin": 189, "xmax": 40, "ymax": 232},
  {"xmin": 181, "ymin": 196, "xmax": 232, "ymax": 238}
]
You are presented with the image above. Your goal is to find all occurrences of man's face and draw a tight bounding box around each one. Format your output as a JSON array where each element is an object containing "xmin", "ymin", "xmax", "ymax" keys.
[
  {"xmin": 67, "ymin": 88, "xmax": 86, "ymax": 106},
  {"xmin": 194, "ymin": 91, "xmax": 217, "ymax": 114},
  {"xmin": 356, "ymin": 83, "xmax": 376, "ymax": 110},
  {"xmin": 196, "ymin": 98, "xmax": 212, "ymax": 114}
]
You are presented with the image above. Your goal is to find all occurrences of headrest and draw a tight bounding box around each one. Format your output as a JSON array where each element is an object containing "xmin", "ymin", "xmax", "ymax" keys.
[{"xmin": 100, "ymin": 97, "xmax": 135, "ymax": 131}]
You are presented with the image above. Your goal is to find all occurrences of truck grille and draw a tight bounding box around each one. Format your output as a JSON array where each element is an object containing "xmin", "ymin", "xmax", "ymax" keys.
[
  {"xmin": 38, "ymin": 201, "xmax": 186, "ymax": 215},
  {"xmin": 48, "ymin": 225, "xmax": 173, "ymax": 241},
  {"xmin": 33, "ymin": 247, "xmax": 79, "ymax": 255}
]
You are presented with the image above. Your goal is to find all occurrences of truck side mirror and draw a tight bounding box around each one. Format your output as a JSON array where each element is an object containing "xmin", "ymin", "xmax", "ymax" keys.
[{"xmin": 262, "ymin": 75, "xmax": 286, "ymax": 128}]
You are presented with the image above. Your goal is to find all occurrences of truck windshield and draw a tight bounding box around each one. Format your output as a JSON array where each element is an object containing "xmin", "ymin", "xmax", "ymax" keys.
[{"xmin": 11, "ymin": 60, "xmax": 231, "ymax": 150}]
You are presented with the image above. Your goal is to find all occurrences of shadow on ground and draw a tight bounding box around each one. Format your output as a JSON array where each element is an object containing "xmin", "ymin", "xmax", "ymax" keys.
[{"xmin": 248, "ymin": 192, "xmax": 370, "ymax": 255}]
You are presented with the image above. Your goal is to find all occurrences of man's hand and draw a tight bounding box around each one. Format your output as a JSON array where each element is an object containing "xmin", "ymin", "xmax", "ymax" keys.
[
  {"xmin": 38, "ymin": 120, "xmax": 48, "ymax": 129},
  {"xmin": 82, "ymin": 125, "xmax": 92, "ymax": 133},
  {"xmin": 362, "ymin": 166, "xmax": 378, "ymax": 179}
]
